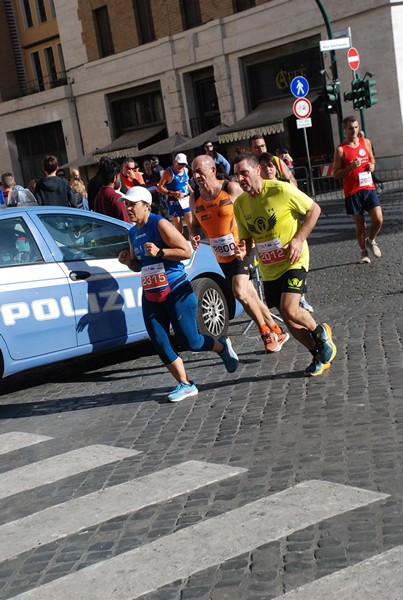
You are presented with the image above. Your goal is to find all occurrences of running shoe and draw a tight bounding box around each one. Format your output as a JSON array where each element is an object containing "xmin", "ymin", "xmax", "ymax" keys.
[
  {"xmin": 168, "ymin": 381, "xmax": 198, "ymax": 402},
  {"xmin": 300, "ymin": 296, "xmax": 314, "ymax": 312},
  {"xmin": 261, "ymin": 329, "xmax": 280, "ymax": 353},
  {"xmin": 360, "ymin": 249, "xmax": 371, "ymax": 264},
  {"xmin": 313, "ymin": 323, "xmax": 337, "ymax": 365},
  {"xmin": 366, "ymin": 238, "xmax": 382, "ymax": 258},
  {"xmin": 304, "ymin": 354, "xmax": 331, "ymax": 377},
  {"xmin": 218, "ymin": 336, "xmax": 239, "ymax": 373},
  {"xmin": 262, "ymin": 330, "xmax": 290, "ymax": 353},
  {"xmin": 275, "ymin": 331, "xmax": 290, "ymax": 352}
]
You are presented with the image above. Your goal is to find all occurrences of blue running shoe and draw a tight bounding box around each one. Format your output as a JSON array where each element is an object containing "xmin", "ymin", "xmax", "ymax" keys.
[
  {"xmin": 313, "ymin": 323, "xmax": 337, "ymax": 364},
  {"xmin": 304, "ymin": 354, "xmax": 330, "ymax": 377},
  {"xmin": 168, "ymin": 381, "xmax": 198, "ymax": 402},
  {"xmin": 218, "ymin": 336, "xmax": 239, "ymax": 373}
]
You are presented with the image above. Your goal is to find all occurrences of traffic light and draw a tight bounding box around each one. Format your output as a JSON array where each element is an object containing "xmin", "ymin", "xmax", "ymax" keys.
[
  {"xmin": 363, "ymin": 79, "xmax": 378, "ymax": 108},
  {"xmin": 318, "ymin": 80, "xmax": 339, "ymax": 113},
  {"xmin": 351, "ymin": 78, "xmax": 366, "ymax": 110},
  {"xmin": 343, "ymin": 90, "xmax": 354, "ymax": 102},
  {"xmin": 344, "ymin": 75, "xmax": 378, "ymax": 111}
]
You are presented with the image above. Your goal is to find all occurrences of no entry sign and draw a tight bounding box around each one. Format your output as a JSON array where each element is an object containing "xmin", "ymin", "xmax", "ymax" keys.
[{"xmin": 347, "ymin": 47, "xmax": 360, "ymax": 71}]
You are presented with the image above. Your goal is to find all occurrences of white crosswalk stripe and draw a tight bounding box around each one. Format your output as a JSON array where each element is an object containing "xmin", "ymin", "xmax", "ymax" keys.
[
  {"xmin": 0, "ymin": 460, "xmax": 246, "ymax": 562},
  {"xmin": 274, "ymin": 545, "xmax": 403, "ymax": 599},
  {"xmin": 0, "ymin": 444, "xmax": 140, "ymax": 500},
  {"xmin": 0, "ymin": 431, "xmax": 52, "ymax": 455},
  {"xmin": 1, "ymin": 433, "xmax": 397, "ymax": 600},
  {"xmin": 7, "ymin": 480, "xmax": 388, "ymax": 600}
]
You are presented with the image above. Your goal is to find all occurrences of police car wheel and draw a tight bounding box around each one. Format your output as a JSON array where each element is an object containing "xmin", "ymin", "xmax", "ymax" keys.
[{"xmin": 191, "ymin": 277, "xmax": 229, "ymax": 339}]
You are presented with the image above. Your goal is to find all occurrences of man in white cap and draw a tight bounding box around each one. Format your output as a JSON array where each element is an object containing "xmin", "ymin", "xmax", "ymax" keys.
[{"xmin": 157, "ymin": 153, "xmax": 194, "ymax": 235}]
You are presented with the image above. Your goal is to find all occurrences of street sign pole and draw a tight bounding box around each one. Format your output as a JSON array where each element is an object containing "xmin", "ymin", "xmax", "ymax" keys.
[
  {"xmin": 291, "ymin": 88, "xmax": 315, "ymax": 197},
  {"xmin": 315, "ymin": 0, "xmax": 344, "ymax": 141},
  {"xmin": 360, "ymin": 103, "xmax": 367, "ymax": 138},
  {"xmin": 302, "ymin": 128, "xmax": 315, "ymax": 198},
  {"xmin": 347, "ymin": 48, "xmax": 366, "ymax": 137}
]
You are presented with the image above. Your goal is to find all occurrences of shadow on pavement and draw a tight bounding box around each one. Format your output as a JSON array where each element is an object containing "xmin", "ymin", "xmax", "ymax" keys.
[
  {"xmin": 0, "ymin": 369, "xmax": 309, "ymax": 419},
  {"xmin": 0, "ymin": 340, "xmax": 157, "ymax": 397}
]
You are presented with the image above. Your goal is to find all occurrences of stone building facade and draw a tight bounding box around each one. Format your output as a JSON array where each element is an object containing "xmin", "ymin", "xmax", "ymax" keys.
[{"xmin": 0, "ymin": 0, "xmax": 402, "ymax": 185}]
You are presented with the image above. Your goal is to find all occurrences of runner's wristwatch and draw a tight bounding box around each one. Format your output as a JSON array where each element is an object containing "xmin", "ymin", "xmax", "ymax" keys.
[{"xmin": 156, "ymin": 248, "xmax": 165, "ymax": 258}]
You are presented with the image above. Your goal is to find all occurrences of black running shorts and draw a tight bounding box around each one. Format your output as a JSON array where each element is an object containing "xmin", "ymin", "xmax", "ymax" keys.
[{"xmin": 262, "ymin": 267, "xmax": 307, "ymax": 308}]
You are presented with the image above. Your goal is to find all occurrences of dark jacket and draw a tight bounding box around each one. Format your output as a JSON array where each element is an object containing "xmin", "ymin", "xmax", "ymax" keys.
[
  {"xmin": 87, "ymin": 171, "xmax": 103, "ymax": 210},
  {"xmin": 34, "ymin": 176, "xmax": 77, "ymax": 207}
]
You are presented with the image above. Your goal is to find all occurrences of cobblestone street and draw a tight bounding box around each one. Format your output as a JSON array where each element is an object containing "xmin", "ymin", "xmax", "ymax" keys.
[{"xmin": 0, "ymin": 193, "xmax": 402, "ymax": 599}]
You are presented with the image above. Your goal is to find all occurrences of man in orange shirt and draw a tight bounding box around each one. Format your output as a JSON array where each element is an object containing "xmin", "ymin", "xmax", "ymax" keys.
[
  {"xmin": 189, "ymin": 154, "xmax": 289, "ymax": 353},
  {"xmin": 120, "ymin": 157, "xmax": 145, "ymax": 192}
]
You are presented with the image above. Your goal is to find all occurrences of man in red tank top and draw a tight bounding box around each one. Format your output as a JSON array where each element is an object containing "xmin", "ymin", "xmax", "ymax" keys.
[{"xmin": 333, "ymin": 116, "xmax": 383, "ymax": 264}]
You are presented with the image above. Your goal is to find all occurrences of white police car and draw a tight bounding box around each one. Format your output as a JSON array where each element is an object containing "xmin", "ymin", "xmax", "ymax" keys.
[{"xmin": 0, "ymin": 205, "xmax": 241, "ymax": 380}]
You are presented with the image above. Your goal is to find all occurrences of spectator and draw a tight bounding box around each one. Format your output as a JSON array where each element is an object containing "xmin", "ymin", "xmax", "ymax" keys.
[
  {"xmin": 249, "ymin": 135, "xmax": 297, "ymax": 187},
  {"xmin": 120, "ymin": 157, "xmax": 145, "ymax": 192},
  {"xmin": 1, "ymin": 172, "xmax": 24, "ymax": 204},
  {"xmin": 203, "ymin": 141, "xmax": 230, "ymax": 176},
  {"xmin": 69, "ymin": 168, "xmax": 88, "ymax": 209},
  {"xmin": 279, "ymin": 148, "xmax": 295, "ymax": 175},
  {"xmin": 93, "ymin": 159, "xmax": 130, "ymax": 222},
  {"xmin": 27, "ymin": 179, "xmax": 38, "ymax": 195},
  {"xmin": 87, "ymin": 156, "xmax": 109, "ymax": 210},
  {"xmin": 34, "ymin": 156, "xmax": 78, "ymax": 207},
  {"xmin": 143, "ymin": 159, "xmax": 169, "ymax": 218},
  {"xmin": 150, "ymin": 155, "xmax": 164, "ymax": 177},
  {"xmin": 70, "ymin": 167, "xmax": 82, "ymax": 180}
]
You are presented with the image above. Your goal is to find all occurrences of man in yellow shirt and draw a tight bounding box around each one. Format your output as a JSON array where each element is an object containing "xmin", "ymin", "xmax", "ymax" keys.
[
  {"xmin": 233, "ymin": 153, "xmax": 336, "ymax": 377},
  {"xmin": 189, "ymin": 154, "xmax": 289, "ymax": 353}
]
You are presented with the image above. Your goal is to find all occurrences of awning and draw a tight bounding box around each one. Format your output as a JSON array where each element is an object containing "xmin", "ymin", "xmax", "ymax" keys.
[
  {"xmin": 217, "ymin": 100, "xmax": 289, "ymax": 144},
  {"xmin": 134, "ymin": 133, "xmax": 190, "ymax": 157},
  {"xmin": 60, "ymin": 152, "xmax": 96, "ymax": 169},
  {"xmin": 174, "ymin": 124, "xmax": 228, "ymax": 152},
  {"xmin": 93, "ymin": 125, "xmax": 166, "ymax": 162}
]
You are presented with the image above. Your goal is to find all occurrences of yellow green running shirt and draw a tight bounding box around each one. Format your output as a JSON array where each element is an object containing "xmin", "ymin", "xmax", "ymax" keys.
[{"xmin": 234, "ymin": 179, "xmax": 313, "ymax": 281}]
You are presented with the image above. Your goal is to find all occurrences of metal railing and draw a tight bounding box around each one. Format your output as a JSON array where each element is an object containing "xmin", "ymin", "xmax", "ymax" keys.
[
  {"xmin": 296, "ymin": 166, "xmax": 403, "ymax": 202},
  {"xmin": 1, "ymin": 72, "xmax": 68, "ymax": 101}
]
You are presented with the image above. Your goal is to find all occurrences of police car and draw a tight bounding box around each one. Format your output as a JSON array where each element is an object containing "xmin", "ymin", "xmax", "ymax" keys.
[{"xmin": 0, "ymin": 205, "xmax": 241, "ymax": 380}]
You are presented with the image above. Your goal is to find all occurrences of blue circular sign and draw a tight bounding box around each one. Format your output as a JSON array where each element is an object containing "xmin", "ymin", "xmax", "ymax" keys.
[{"xmin": 290, "ymin": 76, "xmax": 309, "ymax": 98}]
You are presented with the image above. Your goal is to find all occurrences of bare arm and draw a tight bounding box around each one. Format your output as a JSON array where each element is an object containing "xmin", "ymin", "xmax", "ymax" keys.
[
  {"xmin": 188, "ymin": 192, "xmax": 203, "ymax": 248},
  {"xmin": 118, "ymin": 239, "xmax": 141, "ymax": 272},
  {"xmin": 280, "ymin": 158, "xmax": 298, "ymax": 187},
  {"xmin": 227, "ymin": 180, "xmax": 244, "ymax": 202},
  {"xmin": 234, "ymin": 237, "xmax": 254, "ymax": 261},
  {"xmin": 333, "ymin": 145, "xmax": 359, "ymax": 179},
  {"xmin": 283, "ymin": 201, "xmax": 321, "ymax": 265},
  {"xmin": 143, "ymin": 218, "xmax": 192, "ymax": 261},
  {"xmin": 156, "ymin": 169, "xmax": 174, "ymax": 196},
  {"xmin": 364, "ymin": 138, "xmax": 376, "ymax": 171}
]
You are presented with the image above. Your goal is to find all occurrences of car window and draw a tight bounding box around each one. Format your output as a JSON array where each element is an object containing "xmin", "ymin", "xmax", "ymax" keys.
[
  {"xmin": 0, "ymin": 217, "xmax": 43, "ymax": 267},
  {"xmin": 38, "ymin": 213, "xmax": 130, "ymax": 261}
]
